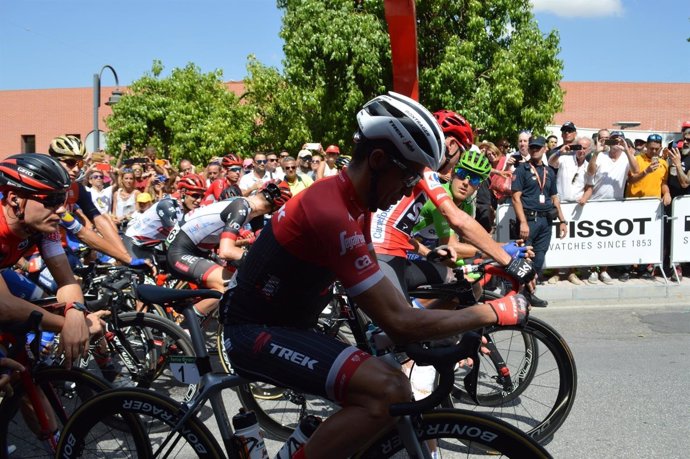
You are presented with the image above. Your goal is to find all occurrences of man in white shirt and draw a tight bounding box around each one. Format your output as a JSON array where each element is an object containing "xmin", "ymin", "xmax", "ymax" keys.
[{"xmin": 239, "ymin": 152, "xmax": 272, "ymax": 196}]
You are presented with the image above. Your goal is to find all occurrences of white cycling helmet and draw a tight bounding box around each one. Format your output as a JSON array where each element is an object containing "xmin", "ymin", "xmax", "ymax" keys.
[{"xmin": 356, "ymin": 92, "xmax": 445, "ymax": 171}]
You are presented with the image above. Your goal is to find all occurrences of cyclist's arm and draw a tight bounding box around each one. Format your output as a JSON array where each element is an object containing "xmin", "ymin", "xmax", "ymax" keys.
[
  {"xmin": 353, "ymin": 276, "xmax": 498, "ymax": 344},
  {"xmin": 76, "ymin": 224, "xmax": 133, "ymax": 264},
  {"xmin": 436, "ymin": 199, "xmax": 511, "ymax": 265},
  {"xmin": 217, "ymin": 200, "xmax": 250, "ymax": 261}
]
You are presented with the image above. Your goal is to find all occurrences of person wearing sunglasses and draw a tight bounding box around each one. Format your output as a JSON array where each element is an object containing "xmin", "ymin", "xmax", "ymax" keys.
[
  {"xmin": 511, "ymin": 135, "xmax": 569, "ymax": 307},
  {"xmin": 222, "ymin": 93, "xmax": 534, "ymax": 459},
  {"xmin": 409, "ymin": 150, "xmax": 497, "ymax": 261},
  {"xmin": 166, "ymin": 180, "xmax": 292, "ymax": 317},
  {"xmin": 123, "ymin": 173, "xmax": 204, "ymax": 264},
  {"xmin": 0, "ymin": 154, "xmax": 107, "ymax": 367},
  {"xmin": 203, "ymin": 154, "xmax": 244, "ymax": 204},
  {"xmin": 371, "ymin": 108, "xmax": 530, "ymax": 303},
  {"xmin": 546, "ymin": 136, "xmax": 597, "ymax": 285},
  {"xmin": 239, "ymin": 152, "xmax": 274, "ymax": 197},
  {"xmin": 48, "ymin": 136, "xmax": 149, "ymax": 270},
  {"xmin": 281, "ymin": 156, "xmax": 313, "ymax": 196}
]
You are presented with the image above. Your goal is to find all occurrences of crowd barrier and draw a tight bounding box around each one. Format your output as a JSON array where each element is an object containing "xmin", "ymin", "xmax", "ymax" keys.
[
  {"xmin": 670, "ymin": 195, "xmax": 690, "ymax": 264},
  {"xmin": 495, "ymin": 198, "xmax": 670, "ymax": 269}
]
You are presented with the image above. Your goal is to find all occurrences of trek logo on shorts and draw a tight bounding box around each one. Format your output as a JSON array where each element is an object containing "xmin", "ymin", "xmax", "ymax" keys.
[{"xmin": 269, "ymin": 343, "xmax": 319, "ymax": 370}]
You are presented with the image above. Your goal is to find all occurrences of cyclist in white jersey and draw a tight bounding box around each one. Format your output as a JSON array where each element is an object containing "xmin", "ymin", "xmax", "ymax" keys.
[{"xmin": 165, "ymin": 180, "xmax": 292, "ymax": 317}]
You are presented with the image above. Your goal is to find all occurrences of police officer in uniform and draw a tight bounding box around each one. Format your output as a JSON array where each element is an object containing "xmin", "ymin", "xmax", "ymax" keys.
[{"xmin": 512, "ymin": 136, "xmax": 567, "ymax": 307}]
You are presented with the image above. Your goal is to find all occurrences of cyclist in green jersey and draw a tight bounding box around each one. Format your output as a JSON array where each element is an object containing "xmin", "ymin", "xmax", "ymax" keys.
[{"xmin": 410, "ymin": 149, "xmax": 492, "ymax": 260}]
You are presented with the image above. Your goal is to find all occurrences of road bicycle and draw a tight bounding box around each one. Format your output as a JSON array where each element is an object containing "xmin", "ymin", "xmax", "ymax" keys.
[
  {"xmin": 235, "ymin": 262, "xmax": 577, "ymax": 444},
  {"xmin": 0, "ymin": 311, "xmax": 112, "ymax": 459},
  {"xmin": 55, "ymin": 284, "xmax": 552, "ymax": 458}
]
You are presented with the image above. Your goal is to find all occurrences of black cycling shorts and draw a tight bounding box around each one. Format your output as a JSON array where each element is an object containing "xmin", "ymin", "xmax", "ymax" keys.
[
  {"xmin": 166, "ymin": 232, "xmax": 222, "ymax": 286},
  {"xmin": 224, "ymin": 323, "xmax": 370, "ymax": 404},
  {"xmin": 122, "ymin": 235, "xmax": 156, "ymax": 260}
]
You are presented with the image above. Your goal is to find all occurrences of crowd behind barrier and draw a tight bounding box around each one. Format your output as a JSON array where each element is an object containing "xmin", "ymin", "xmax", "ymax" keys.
[{"xmin": 11, "ymin": 122, "xmax": 690, "ymax": 288}]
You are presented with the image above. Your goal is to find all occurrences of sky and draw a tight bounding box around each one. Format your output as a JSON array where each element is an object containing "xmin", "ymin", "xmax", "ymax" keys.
[{"xmin": 0, "ymin": 0, "xmax": 688, "ymax": 91}]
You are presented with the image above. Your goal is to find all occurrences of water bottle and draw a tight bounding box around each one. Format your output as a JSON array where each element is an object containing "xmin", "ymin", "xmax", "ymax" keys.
[
  {"xmin": 232, "ymin": 409, "xmax": 269, "ymax": 459},
  {"xmin": 273, "ymin": 415, "xmax": 321, "ymax": 459}
]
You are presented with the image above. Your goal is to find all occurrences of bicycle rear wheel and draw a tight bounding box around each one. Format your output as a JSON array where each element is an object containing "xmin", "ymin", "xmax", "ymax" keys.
[
  {"xmin": 447, "ymin": 315, "xmax": 577, "ymax": 443},
  {"xmin": 0, "ymin": 367, "xmax": 111, "ymax": 459},
  {"xmin": 356, "ymin": 409, "xmax": 552, "ymax": 458},
  {"xmin": 56, "ymin": 387, "xmax": 221, "ymax": 458}
]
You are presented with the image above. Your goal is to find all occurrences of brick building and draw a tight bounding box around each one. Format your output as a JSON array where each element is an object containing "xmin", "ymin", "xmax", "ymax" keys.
[{"xmin": 1, "ymin": 81, "xmax": 688, "ymax": 160}]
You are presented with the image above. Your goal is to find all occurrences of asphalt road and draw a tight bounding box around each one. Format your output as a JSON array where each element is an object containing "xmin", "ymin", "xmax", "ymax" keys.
[
  {"xmin": 529, "ymin": 303, "xmax": 690, "ymax": 459},
  {"xmin": 202, "ymin": 302, "xmax": 690, "ymax": 458}
]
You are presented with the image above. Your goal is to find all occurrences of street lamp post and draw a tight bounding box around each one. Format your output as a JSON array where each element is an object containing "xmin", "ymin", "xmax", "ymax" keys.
[{"xmin": 93, "ymin": 65, "xmax": 123, "ymax": 151}]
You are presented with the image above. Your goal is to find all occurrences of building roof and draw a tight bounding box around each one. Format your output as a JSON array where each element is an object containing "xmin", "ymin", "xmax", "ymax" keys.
[{"xmin": 553, "ymin": 81, "xmax": 690, "ymax": 133}]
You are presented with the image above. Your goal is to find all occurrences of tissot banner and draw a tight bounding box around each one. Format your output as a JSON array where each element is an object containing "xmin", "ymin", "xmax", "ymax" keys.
[
  {"xmin": 496, "ymin": 199, "xmax": 664, "ymax": 268},
  {"xmin": 670, "ymin": 195, "xmax": 690, "ymax": 263}
]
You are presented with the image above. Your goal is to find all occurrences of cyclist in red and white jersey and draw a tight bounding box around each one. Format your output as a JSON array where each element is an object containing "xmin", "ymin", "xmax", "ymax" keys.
[
  {"xmin": 224, "ymin": 93, "xmax": 534, "ymax": 459},
  {"xmin": 0, "ymin": 154, "xmax": 105, "ymax": 367},
  {"xmin": 166, "ymin": 180, "xmax": 291, "ymax": 317},
  {"xmin": 203, "ymin": 154, "xmax": 243, "ymax": 204},
  {"xmin": 372, "ymin": 109, "xmax": 528, "ymax": 295}
]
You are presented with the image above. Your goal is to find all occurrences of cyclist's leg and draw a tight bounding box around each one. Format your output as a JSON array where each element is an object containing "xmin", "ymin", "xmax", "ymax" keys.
[
  {"xmin": 167, "ymin": 237, "xmax": 227, "ymax": 316},
  {"xmin": 225, "ymin": 324, "xmax": 411, "ymax": 459}
]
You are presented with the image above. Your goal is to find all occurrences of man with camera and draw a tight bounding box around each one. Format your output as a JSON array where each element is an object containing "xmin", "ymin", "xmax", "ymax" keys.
[
  {"xmin": 512, "ymin": 135, "xmax": 568, "ymax": 307},
  {"xmin": 546, "ymin": 136, "xmax": 593, "ymax": 284}
]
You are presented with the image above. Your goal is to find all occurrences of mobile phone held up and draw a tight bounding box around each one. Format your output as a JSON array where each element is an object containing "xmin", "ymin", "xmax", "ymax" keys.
[
  {"xmin": 569, "ymin": 144, "xmax": 583, "ymax": 151},
  {"xmin": 604, "ymin": 138, "xmax": 619, "ymax": 146}
]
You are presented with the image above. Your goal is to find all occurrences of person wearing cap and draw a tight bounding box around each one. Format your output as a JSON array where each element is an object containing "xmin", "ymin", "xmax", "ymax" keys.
[
  {"xmin": 317, "ymin": 144, "xmax": 341, "ymax": 179},
  {"xmin": 296, "ymin": 149, "xmax": 316, "ymax": 180},
  {"xmin": 546, "ymin": 136, "xmax": 594, "ymax": 285},
  {"xmin": 546, "ymin": 121, "xmax": 578, "ymax": 163},
  {"xmin": 129, "ymin": 192, "xmax": 154, "ymax": 228},
  {"xmin": 633, "ymin": 138, "xmax": 647, "ymax": 154},
  {"xmin": 239, "ymin": 152, "xmax": 273, "ymax": 196},
  {"xmin": 511, "ymin": 135, "xmax": 568, "ymax": 307},
  {"xmin": 625, "ymin": 134, "xmax": 672, "ymax": 278}
]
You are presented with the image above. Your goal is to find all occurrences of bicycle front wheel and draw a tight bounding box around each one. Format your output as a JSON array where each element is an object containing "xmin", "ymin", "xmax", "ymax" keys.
[
  {"xmin": 0, "ymin": 367, "xmax": 111, "ymax": 459},
  {"xmin": 356, "ymin": 409, "xmax": 552, "ymax": 458},
  {"xmin": 447, "ymin": 315, "xmax": 577, "ymax": 443},
  {"xmin": 56, "ymin": 387, "xmax": 221, "ymax": 458}
]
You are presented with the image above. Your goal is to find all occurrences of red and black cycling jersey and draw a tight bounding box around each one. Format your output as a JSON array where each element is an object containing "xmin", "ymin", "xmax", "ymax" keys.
[
  {"xmin": 0, "ymin": 206, "xmax": 63, "ymax": 269},
  {"xmin": 371, "ymin": 169, "xmax": 451, "ymax": 257},
  {"xmin": 227, "ymin": 171, "xmax": 384, "ymax": 328}
]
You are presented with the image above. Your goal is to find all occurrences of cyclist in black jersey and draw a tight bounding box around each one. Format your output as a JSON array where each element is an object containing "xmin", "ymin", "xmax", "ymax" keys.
[
  {"xmin": 224, "ymin": 92, "xmax": 535, "ymax": 459},
  {"xmin": 48, "ymin": 136, "xmax": 150, "ymax": 269}
]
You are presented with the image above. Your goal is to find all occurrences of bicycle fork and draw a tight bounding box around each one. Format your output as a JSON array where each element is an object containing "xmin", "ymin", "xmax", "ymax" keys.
[{"xmin": 395, "ymin": 415, "xmax": 433, "ymax": 459}]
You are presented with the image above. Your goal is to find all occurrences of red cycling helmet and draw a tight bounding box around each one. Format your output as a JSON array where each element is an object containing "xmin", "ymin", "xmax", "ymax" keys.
[
  {"xmin": 0, "ymin": 153, "xmax": 71, "ymax": 195},
  {"xmin": 177, "ymin": 173, "xmax": 206, "ymax": 193},
  {"xmin": 260, "ymin": 180, "xmax": 292, "ymax": 210},
  {"xmin": 682, "ymin": 121, "xmax": 690, "ymax": 132},
  {"xmin": 434, "ymin": 110, "xmax": 474, "ymax": 149},
  {"xmin": 222, "ymin": 154, "xmax": 242, "ymax": 168},
  {"xmin": 325, "ymin": 145, "xmax": 340, "ymax": 155}
]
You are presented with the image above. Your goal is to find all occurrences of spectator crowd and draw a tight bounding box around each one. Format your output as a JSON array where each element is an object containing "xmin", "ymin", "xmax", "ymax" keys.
[{"xmin": 69, "ymin": 120, "xmax": 690, "ymax": 297}]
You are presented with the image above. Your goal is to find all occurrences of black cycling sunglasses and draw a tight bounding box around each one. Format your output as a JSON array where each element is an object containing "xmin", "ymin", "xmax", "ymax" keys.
[
  {"xmin": 389, "ymin": 156, "xmax": 422, "ymax": 189},
  {"xmin": 22, "ymin": 192, "xmax": 67, "ymax": 209}
]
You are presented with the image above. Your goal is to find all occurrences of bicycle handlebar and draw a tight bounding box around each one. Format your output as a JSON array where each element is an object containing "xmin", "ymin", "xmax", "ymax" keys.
[{"xmin": 389, "ymin": 334, "xmax": 481, "ymax": 417}]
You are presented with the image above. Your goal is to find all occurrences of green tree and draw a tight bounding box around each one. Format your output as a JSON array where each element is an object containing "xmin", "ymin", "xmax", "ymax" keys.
[
  {"xmin": 106, "ymin": 61, "xmax": 255, "ymax": 165},
  {"xmin": 253, "ymin": 0, "xmax": 562, "ymax": 147}
]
